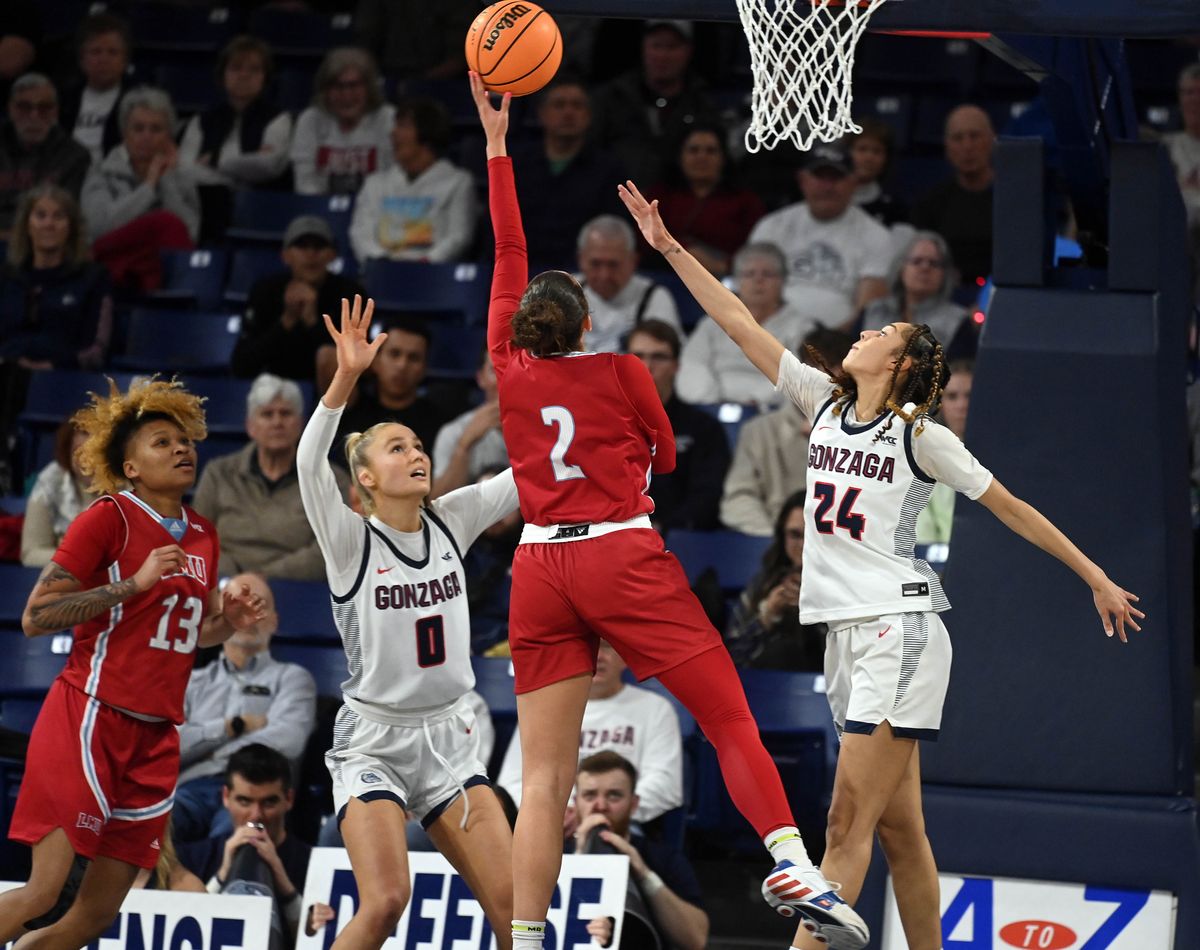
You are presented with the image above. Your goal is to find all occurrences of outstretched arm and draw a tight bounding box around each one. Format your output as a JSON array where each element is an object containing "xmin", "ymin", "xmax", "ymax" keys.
[
  {"xmin": 471, "ymin": 71, "xmax": 524, "ymax": 379},
  {"xmin": 619, "ymin": 180, "xmax": 784, "ymax": 384},
  {"xmin": 976, "ymin": 479, "xmax": 1144, "ymax": 642}
]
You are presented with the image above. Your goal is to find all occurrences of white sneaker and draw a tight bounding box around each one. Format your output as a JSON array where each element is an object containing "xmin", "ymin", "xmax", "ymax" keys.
[{"xmin": 761, "ymin": 861, "xmax": 869, "ymax": 950}]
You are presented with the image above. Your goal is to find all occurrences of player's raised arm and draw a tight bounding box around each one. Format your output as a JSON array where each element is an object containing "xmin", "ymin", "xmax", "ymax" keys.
[
  {"xmin": 975, "ymin": 478, "xmax": 1144, "ymax": 642},
  {"xmin": 619, "ymin": 180, "xmax": 785, "ymax": 384},
  {"xmin": 471, "ymin": 71, "xmax": 524, "ymax": 378}
]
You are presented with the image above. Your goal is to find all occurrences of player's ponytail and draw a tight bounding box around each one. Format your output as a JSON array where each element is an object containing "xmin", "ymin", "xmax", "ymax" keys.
[
  {"xmin": 345, "ymin": 424, "xmax": 386, "ymax": 516},
  {"xmin": 511, "ymin": 270, "xmax": 588, "ymax": 356},
  {"xmin": 872, "ymin": 324, "xmax": 949, "ymax": 444}
]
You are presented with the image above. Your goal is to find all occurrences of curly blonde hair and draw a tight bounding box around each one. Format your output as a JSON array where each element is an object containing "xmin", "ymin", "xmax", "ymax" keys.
[{"xmin": 73, "ymin": 378, "xmax": 207, "ymax": 495}]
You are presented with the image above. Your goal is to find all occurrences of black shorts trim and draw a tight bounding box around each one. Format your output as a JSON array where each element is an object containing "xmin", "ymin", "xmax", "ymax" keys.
[
  {"xmin": 843, "ymin": 719, "xmax": 939, "ymax": 741},
  {"xmin": 337, "ymin": 789, "xmax": 406, "ymax": 827},
  {"xmin": 420, "ymin": 775, "xmax": 492, "ymax": 829}
]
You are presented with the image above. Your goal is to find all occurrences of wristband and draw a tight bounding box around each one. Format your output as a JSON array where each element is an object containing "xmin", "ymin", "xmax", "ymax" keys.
[
  {"xmin": 206, "ymin": 874, "xmax": 224, "ymax": 894},
  {"xmin": 640, "ymin": 871, "xmax": 665, "ymax": 897}
]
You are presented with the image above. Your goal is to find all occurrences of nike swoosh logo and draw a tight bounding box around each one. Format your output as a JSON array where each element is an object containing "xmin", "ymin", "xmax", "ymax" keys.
[
  {"xmin": 376, "ymin": 567, "xmax": 394, "ymax": 574},
  {"xmin": 816, "ymin": 426, "xmax": 833, "ymax": 432},
  {"xmin": 878, "ymin": 625, "xmax": 892, "ymax": 638}
]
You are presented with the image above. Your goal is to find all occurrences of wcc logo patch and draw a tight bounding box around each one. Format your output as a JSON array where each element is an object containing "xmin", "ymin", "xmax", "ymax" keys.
[{"xmin": 361, "ymin": 772, "xmax": 383, "ymax": 785}]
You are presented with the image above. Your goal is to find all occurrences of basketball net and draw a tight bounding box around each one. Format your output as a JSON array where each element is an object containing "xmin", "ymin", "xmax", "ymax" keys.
[{"xmin": 736, "ymin": 0, "xmax": 889, "ymax": 152}]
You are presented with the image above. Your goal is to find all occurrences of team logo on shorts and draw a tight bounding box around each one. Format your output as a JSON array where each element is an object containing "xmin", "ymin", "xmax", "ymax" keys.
[
  {"xmin": 76, "ymin": 812, "xmax": 102, "ymax": 835},
  {"xmin": 361, "ymin": 772, "xmax": 383, "ymax": 785}
]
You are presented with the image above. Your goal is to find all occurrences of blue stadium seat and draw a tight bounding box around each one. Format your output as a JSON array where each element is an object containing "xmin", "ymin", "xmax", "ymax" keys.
[
  {"xmin": 275, "ymin": 66, "xmax": 318, "ymax": 115},
  {"xmin": 0, "ymin": 496, "xmax": 27, "ymax": 515},
  {"xmin": 271, "ymin": 579, "xmax": 339, "ymax": 643},
  {"xmin": 364, "ymin": 261, "xmax": 490, "ymax": 324},
  {"xmin": 856, "ymin": 34, "xmax": 980, "ymax": 95},
  {"xmin": 228, "ymin": 191, "xmax": 355, "ymax": 257},
  {"xmin": 0, "ymin": 697, "xmax": 42, "ymax": 735},
  {"xmin": 247, "ymin": 7, "xmax": 355, "ymax": 58},
  {"xmin": 179, "ymin": 376, "xmax": 314, "ymax": 435},
  {"xmin": 695, "ymin": 402, "xmax": 760, "ymax": 453},
  {"xmin": 150, "ymin": 249, "xmax": 230, "ymax": 311},
  {"xmin": 114, "ymin": 309, "xmax": 240, "ymax": 373},
  {"xmin": 0, "ymin": 565, "xmax": 41, "ymax": 630},
  {"xmin": 427, "ymin": 323, "xmax": 487, "ymax": 380},
  {"xmin": 224, "ymin": 248, "xmax": 357, "ymax": 306},
  {"xmin": 854, "ymin": 92, "xmax": 915, "ymax": 151},
  {"xmin": 665, "ymin": 529, "xmax": 771, "ymax": 593},
  {"xmin": 153, "ymin": 63, "xmax": 224, "ymax": 115},
  {"xmin": 471, "ymin": 656, "xmax": 517, "ymax": 777},
  {"xmin": 0, "ymin": 633, "xmax": 69, "ymax": 697},
  {"xmin": 272, "ymin": 644, "xmax": 348, "ymax": 699},
  {"xmin": 193, "ymin": 434, "xmax": 247, "ymax": 474},
  {"xmin": 131, "ymin": 3, "xmax": 241, "ymax": 53}
]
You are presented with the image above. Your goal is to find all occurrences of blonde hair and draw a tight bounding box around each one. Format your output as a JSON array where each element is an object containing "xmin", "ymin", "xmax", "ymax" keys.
[
  {"xmin": 8, "ymin": 184, "xmax": 90, "ymax": 268},
  {"xmin": 73, "ymin": 378, "xmax": 207, "ymax": 495},
  {"xmin": 343, "ymin": 422, "xmax": 395, "ymax": 516}
]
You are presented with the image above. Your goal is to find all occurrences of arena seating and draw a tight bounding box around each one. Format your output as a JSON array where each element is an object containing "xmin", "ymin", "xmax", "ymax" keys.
[
  {"xmin": 115, "ymin": 309, "xmax": 241, "ymax": 374},
  {"xmin": 152, "ymin": 249, "xmax": 230, "ymax": 311},
  {"xmin": 665, "ymin": 529, "xmax": 771, "ymax": 593}
]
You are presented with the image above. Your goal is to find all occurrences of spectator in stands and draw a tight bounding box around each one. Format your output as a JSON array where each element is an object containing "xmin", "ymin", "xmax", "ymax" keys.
[
  {"xmin": 131, "ymin": 823, "xmax": 204, "ymax": 892},
  {"xmin": 861, "ymin": 230, "xmax": 974, "ymax": 358},
  {"xmin": 179, "ymin": 36, "xmax": 292, "ymax": 190},
  {"xmin": 592, "ymin": 19, "xmax": 720, "ymax": 187},
  {"xmin": 627, "ymin": 319, "xmax": 728, "ymax": 531},
  {"xmin": 464, "ymin": 466, "xmax": 522, "ymax": 655},
  {"xmin": 292, "ymin": 47, "xmax": 394, "ymax": 196},
  {"xmin": 82, "ymin": 86, "xmax": 199, "ymax": 291},
  {"xmin": 58, "ymin": 12, "xmax": 134, "ymax": 164},
  {"xmin": 232, "ymin": 215, "xmax": 366, "ymax": 386},
  {"xmin": 678, "ymin": 242, "xmax": 811, "ymax": 407},
  {"xmin": 335, "ymin": 314, "xmax": 448, "ymax": 452},
  {"xmin": 432, "ymin": 346, "xmax": 507, "ymax": 498},
  {"xmin": 20, "ymin": 420, "xmax": 97, "ymax": 567},
  {"xmin": 726, "ymin": 490, "xmax": 824, "ymax": 671},
  {"xmin": 177, "ymin": 744, "xmax": 317, "ymax": 942},
  {"xmin": 720, "ymin": 326, "xmax": 853, "ymax": 536},
  {"xmin": 0, "ymin": 184, "xmax": 112, "ymax": 371},
  {"xmin": 510, "ymin": 76, "xmax": 626, "ymax": 270},
  {"xmin": 1166, "ymin": 62, "xmax": 1200, "ymax": 279},
  {"xmin": 646, "ymin": 123, "xmax": 766, "ymax": 277},
  {"xmin": 175, "ymin": 573, "xmax": 317, "ymax": 842},
  {"xmin": 576, "ymin": 214, "xmax": 682, "ymax": 353},
  {"xmin": 749, "ymin": 142, "xmax": 892, "ymax": 329},
  {"xmin": 498, "ymin": 640, "xmax": 684, "ymax": 826},
  {"xmin": 574, "ymin": 751, "xmax": 708, "ymax": 950},
  {"xmin": 349, "ymin": 96, "xmax": 475, "ymax": 264},
  {"xmin": 354, "ymin": 0, "xmax": 474, "ymax": 80},
  {"xmin": 0, "ymin": 74, "xmax": 91, "ymax": 233},
  {"xmin": 194, "ymin": 374, "xmax": 342, "ymax": 581},
  {"xmin": 847, "ymin": 118, "xmax": 908, "ymax": 227},
  {"xmin": 917, "ymin": 359, "xmax": 973, "ymax": 545},
  {"xmin": 0, "ymin": 2, "xmax": 38, "ymax": 101},
  {"xmin": 912, "ymin": 103, "xmax": 995, "ymax": 285}
]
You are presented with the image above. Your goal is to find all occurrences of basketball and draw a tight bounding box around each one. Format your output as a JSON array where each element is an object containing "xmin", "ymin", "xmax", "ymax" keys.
[{"xmin": 465, "ymin": 1, "xmax": 562, "ymax": 97}]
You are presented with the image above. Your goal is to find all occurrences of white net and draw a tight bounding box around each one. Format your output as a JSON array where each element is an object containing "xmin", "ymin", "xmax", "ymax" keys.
[{"xmin": 736, "ymin": 0, "xmax": 890, "ymax": 152}]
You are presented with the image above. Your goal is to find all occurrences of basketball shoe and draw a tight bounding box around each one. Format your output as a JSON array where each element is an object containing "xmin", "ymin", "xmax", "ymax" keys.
[{"xmin": 761, "ymin": 860, "xmax": 869, "ymax": 949}]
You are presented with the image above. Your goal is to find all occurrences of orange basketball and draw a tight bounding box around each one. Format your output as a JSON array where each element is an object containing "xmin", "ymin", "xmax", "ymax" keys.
[{"xmin": 465, "ymin": 1, "xmax": 562, "ymax": 97}]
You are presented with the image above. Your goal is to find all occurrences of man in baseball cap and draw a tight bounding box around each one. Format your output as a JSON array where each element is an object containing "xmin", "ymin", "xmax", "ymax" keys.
[{"xmin": 231, "ymin": 214, "xmax": 365, "ymax": 386}]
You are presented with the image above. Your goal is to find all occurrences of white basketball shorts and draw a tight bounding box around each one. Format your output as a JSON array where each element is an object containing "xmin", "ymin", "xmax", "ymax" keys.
[{"xmin": 824, "ymin": 611, "xmax": 952, "ymax": 741}]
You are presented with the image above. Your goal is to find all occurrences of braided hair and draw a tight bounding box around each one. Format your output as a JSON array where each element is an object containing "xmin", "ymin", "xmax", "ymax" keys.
[{"xmin": 804, "ymin": 323, "xmax": 948, "ymax": 444}]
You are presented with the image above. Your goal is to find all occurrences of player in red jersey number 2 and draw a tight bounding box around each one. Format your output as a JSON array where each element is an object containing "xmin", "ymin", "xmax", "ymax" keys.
[
  {"xmin": 1, "ymin": 379, "xmax": 265, "ymax": 950},
  {"xmin": 470, "ymin": 73, "xmax": 868, "ymax": 950}
]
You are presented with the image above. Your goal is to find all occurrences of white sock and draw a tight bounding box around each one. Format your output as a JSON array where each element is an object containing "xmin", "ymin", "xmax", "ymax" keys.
[
  {"xmin": 512, "ymin": 919, "xmax": 546, "ymax": 949},
  {"xmin": 764, "ymin": 825, "xmax": 815, "ymax": 870}
]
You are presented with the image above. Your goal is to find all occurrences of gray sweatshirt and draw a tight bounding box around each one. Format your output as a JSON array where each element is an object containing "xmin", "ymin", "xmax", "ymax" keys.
[{"xmin": 81, "ymin": 144, "xmax": 200, "ymax": 241}]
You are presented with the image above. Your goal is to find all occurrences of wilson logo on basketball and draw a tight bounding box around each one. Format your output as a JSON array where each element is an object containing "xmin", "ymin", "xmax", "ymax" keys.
[
  {"xmin": 998, "ymin": 920, "xmax": 1077, "ymax": 949},
  {"xmin": 483, "ymin": 4, "xmax": 532, "ymax": 51}
]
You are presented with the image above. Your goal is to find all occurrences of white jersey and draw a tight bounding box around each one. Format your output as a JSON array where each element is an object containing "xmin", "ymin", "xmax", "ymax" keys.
[
  {"xmin": 775, "ymin": 351, "xmax": 993, "ymax": 624},
  {"xmin": 298, "ymin": 401, "xmax": 520, "ymax": 715}
]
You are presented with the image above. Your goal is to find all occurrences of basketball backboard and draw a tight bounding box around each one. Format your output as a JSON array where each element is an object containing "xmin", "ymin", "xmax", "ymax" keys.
[{"xmin": 550, "ymin": 0, "xmax": 1200, "ymax": 38}]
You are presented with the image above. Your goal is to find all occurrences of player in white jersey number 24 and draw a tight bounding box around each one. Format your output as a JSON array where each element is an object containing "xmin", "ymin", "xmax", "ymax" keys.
[
  {"xmin": 296, "ymin": 295, "xmax": 519, "ymax": 950},
  {"xmin": 620, "ymin": 181, "xmax": 1143, "ymax": 950}
]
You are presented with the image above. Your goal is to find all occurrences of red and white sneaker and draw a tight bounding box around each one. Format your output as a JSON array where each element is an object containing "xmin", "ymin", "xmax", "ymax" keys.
[{"xmin": 761, "ymin": 861, "xmax": 869, "ymax": 950}]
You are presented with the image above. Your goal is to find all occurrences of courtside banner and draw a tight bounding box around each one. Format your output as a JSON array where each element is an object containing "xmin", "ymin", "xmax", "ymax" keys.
[
  {"xmin": 881, "ymin": 873, "xmax": 1177, "ymax": 949},
  {"xmin": 0, "ymin": 883, "xmax": 271, "ymax": 949},
  {"xmin": 297, "ymin": 848, "xmax": 629, "ymax": 949}
]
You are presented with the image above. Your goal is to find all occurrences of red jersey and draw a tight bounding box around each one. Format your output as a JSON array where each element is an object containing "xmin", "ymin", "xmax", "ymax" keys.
[
  {"xmin": 487, "ymin": 156, "xmax": 676, "ymax": 526},
  {"xmin": 52, "ymin": 491, "xmax": 218, "ymax": 724}
]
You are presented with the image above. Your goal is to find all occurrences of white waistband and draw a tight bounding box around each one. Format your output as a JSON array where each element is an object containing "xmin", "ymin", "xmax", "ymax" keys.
[
  {"xmin": 520, "ymin": 513, "xmax": 652, "ymax": 544},
  {"xmin": 106, "ymin": 701, "xmax": 168, "ymax": 723},
  {"xmin": 343, "ymin": 693, "xmax": 466, "ymax": 727}
]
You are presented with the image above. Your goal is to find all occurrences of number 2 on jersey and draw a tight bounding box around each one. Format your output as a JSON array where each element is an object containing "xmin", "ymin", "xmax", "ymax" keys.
[
  {"xmin": 812, "ymin": 482, "xmax": 866, "ymax": 540},
  {"xmin": 540, "ymin": 405, "xmax": 586, "ymax": 482}
]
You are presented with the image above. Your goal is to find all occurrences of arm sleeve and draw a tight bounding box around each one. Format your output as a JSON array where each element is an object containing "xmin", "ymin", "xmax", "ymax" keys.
[
  {"xmin": 486, "ymin": 156, "xmax": 527, "ymax": 379},
  {"xmin": 82, "ymin": 173, "xmax": 157, "ymax": 237},
  {"xmin": 177, "ymin": 674, "xmax": 227, "ymax": 765},
  {"xmin": 225, "ymin": 666, "xmax": 317, "ymax": 762},
  {"xmin": 631, "ymin": 697, "xmax": 684, "ymax": 819},
  {"xmin": 349, "ymin": 175, "xmax": 383, "ymax": 263},
  {"xmin": 911, "ymin": 421, "xmax": 993, "ymax": 499},
  {"xmin": 158, "ymin": 169, "xmax": 201, "ymax": 242},
  {"xmin": 675, "ymin": 321, "xmax": 720, "ymax": 404},
  {"xmin": 290, "ymin": 109, "xmax": 322, "ymax": 195},
  {"xmin": 432, "ymin": 468, "xmax": 519, "ymax": 550},
  {"xmin": 614, "ymin": 356, "xmax": 676, "ymax": 474},
  {"xmin": 718, "ymin": 425, "xmax": 774, "ymax": 537},
  {"xmin": 425, "ymin": 170, "xmax": 476, "ymax": 263},
  {"xmin": 218, "ymin": 113, "xmax": 293, "ymax": 184},
  {"xmin": 51, "ymin": 499, "xmax": 123, "ymax": 582},
  {"xmin": 296, "ymin": 401, "xmax": 373, "ymax": 582},
  {"xmin": 19, "ymin": 494, "xmax": 58, "ymax": 567},
  {"xmin": 773, "ymin": 349, "xmax": 837, "ymax": 421}
]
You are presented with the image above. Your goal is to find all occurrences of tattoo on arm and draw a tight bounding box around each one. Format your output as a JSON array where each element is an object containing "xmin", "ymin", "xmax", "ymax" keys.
[{"xmin": 28, "ymin": 563, "xmax": 139, "ymax": 631}]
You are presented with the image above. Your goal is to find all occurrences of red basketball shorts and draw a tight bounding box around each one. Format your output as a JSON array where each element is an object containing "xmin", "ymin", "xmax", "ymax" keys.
[
  {"xmin": 9, "ymin": 679, "xmax": 179, "ymax": 869},
  {"xmin": 509, "ymin": 527, "xmax": 723, "ymax": 693}
]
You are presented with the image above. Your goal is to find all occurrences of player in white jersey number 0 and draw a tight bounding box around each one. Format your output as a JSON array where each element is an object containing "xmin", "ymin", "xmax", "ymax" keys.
[{"xmin": 619, "ymin": 181, "xmax": 1143, "ymax": 950}]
